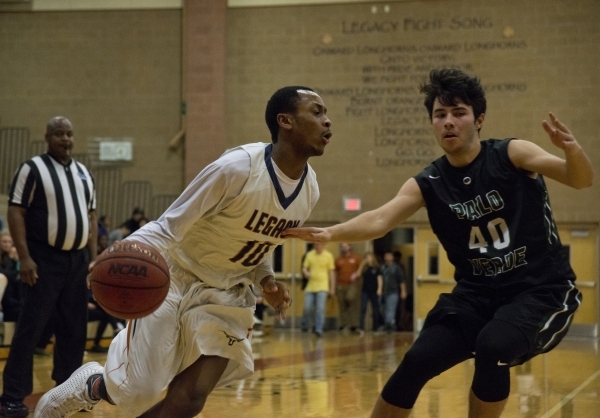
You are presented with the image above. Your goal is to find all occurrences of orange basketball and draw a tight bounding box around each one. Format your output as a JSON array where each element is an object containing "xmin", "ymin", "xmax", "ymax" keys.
[{"xmin": 90, "ymin": 241, "xmax": 170, "ymax": 319}]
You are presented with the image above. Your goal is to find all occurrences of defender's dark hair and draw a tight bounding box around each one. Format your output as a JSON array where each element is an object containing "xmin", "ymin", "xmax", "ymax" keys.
[
  {"xmin": 265, "ymin": 86, "xmax": 315, "ymax": 143},
  {"xmin": 420, "ymin": 68, "xmax": 487, "ymax": 122}
]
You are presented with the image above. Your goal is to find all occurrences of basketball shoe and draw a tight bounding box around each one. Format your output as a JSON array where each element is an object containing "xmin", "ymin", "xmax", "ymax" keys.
[{"xmin": 34, "ymin": 362, "xmax": 103, "ymax": 418}]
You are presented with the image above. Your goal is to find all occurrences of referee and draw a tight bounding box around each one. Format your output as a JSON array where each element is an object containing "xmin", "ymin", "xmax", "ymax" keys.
[{"xmin": 0, "ymin": 116, "xmax": 97, "ymax": 418}]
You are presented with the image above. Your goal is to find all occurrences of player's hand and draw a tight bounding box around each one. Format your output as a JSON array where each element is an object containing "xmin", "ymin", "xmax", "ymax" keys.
[
  {"xmin": 542, "ymin": 113, "xmax": 581, "ymax": 153},
  {"xmin": 261, "ymin": 277, "xmax": 292, "ymax": 320},
  {"xmin": 281, "ymin": 226, "xmax": 331, "ymax": 242}
]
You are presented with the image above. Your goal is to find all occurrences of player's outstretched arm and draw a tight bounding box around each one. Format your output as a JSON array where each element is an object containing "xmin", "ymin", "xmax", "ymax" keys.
[
  {"xmin": 283, "ymin": 178, "xmax": 424, "ymax": 243},
  {"xmin": 281, "ymin": 226, "xmax": 331, "ymax": 243},
  {"xmin": 542, "ymin": 112, "xmax": 594, "ymax": 188},
  {"xmin": 510, "ymin": 113, "xmax": 594, "ymax": 189},
  {"xmin": 260, "ymin": 276, "xmax": 291, "ymax": 320}
]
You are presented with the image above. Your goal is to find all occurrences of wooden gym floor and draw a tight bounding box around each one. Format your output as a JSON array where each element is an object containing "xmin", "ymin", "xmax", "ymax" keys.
[{"xmin": 4, "ymin": 329, "xmax": 600, "ymax": 417}]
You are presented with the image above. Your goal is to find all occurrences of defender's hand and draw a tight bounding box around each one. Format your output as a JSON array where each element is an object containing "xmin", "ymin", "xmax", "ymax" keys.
[{"xmin": 281, "ymin": 227, "xmax": 331, "ymax": 243}]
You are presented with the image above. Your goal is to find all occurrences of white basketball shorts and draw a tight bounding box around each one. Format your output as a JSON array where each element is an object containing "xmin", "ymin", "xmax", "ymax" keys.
[{"xmin": 103, "ymin": 255, "xmax": 256, "ymax": 416}]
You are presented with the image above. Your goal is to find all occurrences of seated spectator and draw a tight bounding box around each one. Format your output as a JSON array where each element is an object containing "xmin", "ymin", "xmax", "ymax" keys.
[
  {"xmin": 0, "ymin": 233, "xmax": 21, "ymax": 322},
  {"xmin": 98, "ymin": 232, "xmax": 109, "ymax": 254},
  {"xmin": 123, "ymin": 207, "xmax": 145, "ymax": 235},
  {"xmin": 108, "ymin": 223, "xmax": 131, "ymax": 246},
  {"xmin": 138, "ymin": 217, "xmax": 149, "ymax": 229},
  {"xmin": 34, "ymin": 322, "xmax": 54, "ymax": 357},
  {"xmin": 97, "ymin": 215, "xmax": 111, "ymax": 238},
  {"xmin": 87, "ymin": 290, "xmax": 125, "ymax": 353}
]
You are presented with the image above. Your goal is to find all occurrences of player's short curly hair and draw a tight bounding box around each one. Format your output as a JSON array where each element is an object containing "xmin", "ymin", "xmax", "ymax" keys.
[
  {"xmin": 420, "ymin": 68, "xmax": 487, "ymax": 123},
  {"xmin": 265, "ymin": 86, "xmax": 315, "ymax": 143}
]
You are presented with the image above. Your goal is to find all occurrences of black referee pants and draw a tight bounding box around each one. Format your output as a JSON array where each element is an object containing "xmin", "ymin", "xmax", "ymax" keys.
[{"xmin": 1, "ymin": 242, "xmax": 89, "ymax": 402}]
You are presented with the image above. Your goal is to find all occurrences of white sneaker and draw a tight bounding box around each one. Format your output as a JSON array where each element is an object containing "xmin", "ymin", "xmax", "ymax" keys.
[{"xmin": 34, "ymin": 362, "xmax": 103, "ymax": 418}]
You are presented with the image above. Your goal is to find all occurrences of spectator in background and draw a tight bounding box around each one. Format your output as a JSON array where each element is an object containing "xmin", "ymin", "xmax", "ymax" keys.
[
  {"xmin": 138, "ymin": 217, "xmax": 149, "ymax": 229},
  {"xmin": 97, "ymin": 233, "xmax": 109, "ymax": 254},
  {"xmin": 97, "ymin": 215, "xmax": 111, "ymax": 239},
  {"xmin": 357, "ymin": 252, "xmax": 383, "ymax": 336},
  {"xmin": 334, "ymin": 242, "xmax": 362, "ymax": 333},
  {"xmin": 301, "ymin": 242, "xmax": 335, "ymax": 337},
  {"xmin": 108, "ymin": 223, "xmax": 130, "ymax": 246},
  {"xmin": 0, "ymin": 233, "xmax": 53, "ymax": 356},
  {"xmin": 394, "ymin": 250, "xmax": 411, "ymax": 331},
  {"xmin": 380, "ymin": 251, "xmax": 407, "ymax": 332},
  {"xmin": 0, "ymin": 116, "xmax": 97, "ymax": 418},
  {"xmin": 123, "ymin": 207, "xmax": 144, "ymax": 235},
  {"xmin": 87, "ymin": 289, "xmax": 125, "ymax": 353},
  {"xmin": 0, "ymin": 232, "xmax": 21, "ymax": 323}
]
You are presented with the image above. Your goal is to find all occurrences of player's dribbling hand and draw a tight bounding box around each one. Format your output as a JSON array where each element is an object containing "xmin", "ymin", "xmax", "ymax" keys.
[
  {"xmin": 261, "ymin": 276, "xmax": 292, "ymax": 320},
  {"xmin": 281, "ymin": 226, "xmax": 331, "ymax": 243}
]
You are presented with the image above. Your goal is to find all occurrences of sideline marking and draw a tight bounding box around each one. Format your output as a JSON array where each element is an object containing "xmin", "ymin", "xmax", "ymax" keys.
[{"xmin": 539, "ymin": 369, "xmax": 600, "ymax": 418}]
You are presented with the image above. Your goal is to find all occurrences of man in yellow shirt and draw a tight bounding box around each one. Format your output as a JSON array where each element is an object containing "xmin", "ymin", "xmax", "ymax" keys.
[{"xmin": 301, "ymin": 242, "xmax": 335, "ymax": 337}]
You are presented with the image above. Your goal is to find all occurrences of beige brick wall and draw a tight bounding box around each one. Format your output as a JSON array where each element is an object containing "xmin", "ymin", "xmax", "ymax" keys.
[
  {"xmin": 0, "ymin": 0, "xmax": 598, "ymax": 225},
  {"xmin": 0, "ymin": 9, "xmax": 183, "ymax": 222},
  {"xmin": 226, "ymin": 0, "xmax": 600, "ymax": 224}
]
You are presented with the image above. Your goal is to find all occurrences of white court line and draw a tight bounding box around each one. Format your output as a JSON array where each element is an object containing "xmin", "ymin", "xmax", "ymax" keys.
[{"xmin": 539, "ymin": 369, "xmax": 600, "ymax": 418}]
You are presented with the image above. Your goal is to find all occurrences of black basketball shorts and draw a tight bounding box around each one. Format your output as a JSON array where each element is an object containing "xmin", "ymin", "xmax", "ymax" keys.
[{"xmin": 422, "ymin": 280, "xmax": 581, "ymax": 365}]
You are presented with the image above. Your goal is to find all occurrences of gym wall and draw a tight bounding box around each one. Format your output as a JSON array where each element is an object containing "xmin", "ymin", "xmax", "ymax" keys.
[
  {"xmin": 225, "ymin": 0, "xmax": 599, "ymax": 224},
  {"xmin": 0, "ymin": 0, "xmax": 598, "ymax": 226}
]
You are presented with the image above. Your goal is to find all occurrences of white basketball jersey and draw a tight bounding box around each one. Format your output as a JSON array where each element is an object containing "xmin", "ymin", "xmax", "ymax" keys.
[{"xmin": 131, "ymin": 143, "xmax": 319, "ymax": 290}]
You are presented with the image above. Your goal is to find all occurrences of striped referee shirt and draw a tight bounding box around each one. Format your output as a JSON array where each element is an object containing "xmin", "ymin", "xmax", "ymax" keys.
[{"xmin": 8, "ymin": 154, "xmax": 96, "ymax": 251}]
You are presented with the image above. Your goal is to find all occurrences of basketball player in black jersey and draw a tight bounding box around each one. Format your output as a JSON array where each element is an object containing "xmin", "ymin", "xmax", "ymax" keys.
[{"xmin": 283, "ymin": 68, "xmax": 594, "ymax": 418}]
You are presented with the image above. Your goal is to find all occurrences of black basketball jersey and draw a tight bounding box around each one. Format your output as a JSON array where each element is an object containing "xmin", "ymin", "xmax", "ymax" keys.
[{"xmin": 414, "ymin": 138, "xmax": 575, "ymax": 296}]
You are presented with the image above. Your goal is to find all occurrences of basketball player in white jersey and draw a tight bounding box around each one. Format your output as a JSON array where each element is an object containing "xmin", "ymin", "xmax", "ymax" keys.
[{"xmin": 34, "ymin": 86, "xmax": 332, "ymax": 418}]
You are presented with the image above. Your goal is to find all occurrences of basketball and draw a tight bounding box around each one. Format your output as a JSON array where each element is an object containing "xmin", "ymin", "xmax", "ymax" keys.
[{"xmin": 90, "ymin": 241, "xmax": 170, "ymax": 319}]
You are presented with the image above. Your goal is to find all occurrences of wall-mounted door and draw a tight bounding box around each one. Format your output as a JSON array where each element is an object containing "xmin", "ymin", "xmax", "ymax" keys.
[{"xmin": 413, "ymin": 227, "xmax": 455, "ymax": 331}]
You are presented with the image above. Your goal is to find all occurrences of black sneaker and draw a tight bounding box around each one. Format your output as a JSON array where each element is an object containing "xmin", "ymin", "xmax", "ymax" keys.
[
  {"xmin": 89, "ymin": 345, "xmax": 109, "ymax": 353},
  {"xmin": 0, "ymin": 400, "xmax": 29, "ymax": 418}
]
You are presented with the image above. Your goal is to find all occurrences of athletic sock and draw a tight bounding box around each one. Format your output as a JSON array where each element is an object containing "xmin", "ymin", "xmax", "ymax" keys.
[
  {"xmin": 97, "ymin": 377, "xmax": 115, "ymax": 405},
  {"xmin": 86, "ymin": 374, "xmax": 103, "ymax": 401}
]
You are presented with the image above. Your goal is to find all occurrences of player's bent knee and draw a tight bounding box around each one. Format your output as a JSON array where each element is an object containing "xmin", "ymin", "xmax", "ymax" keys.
[{"xmin": 475, "ymin": 321, "xmax": 529, "ymax": 367}]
